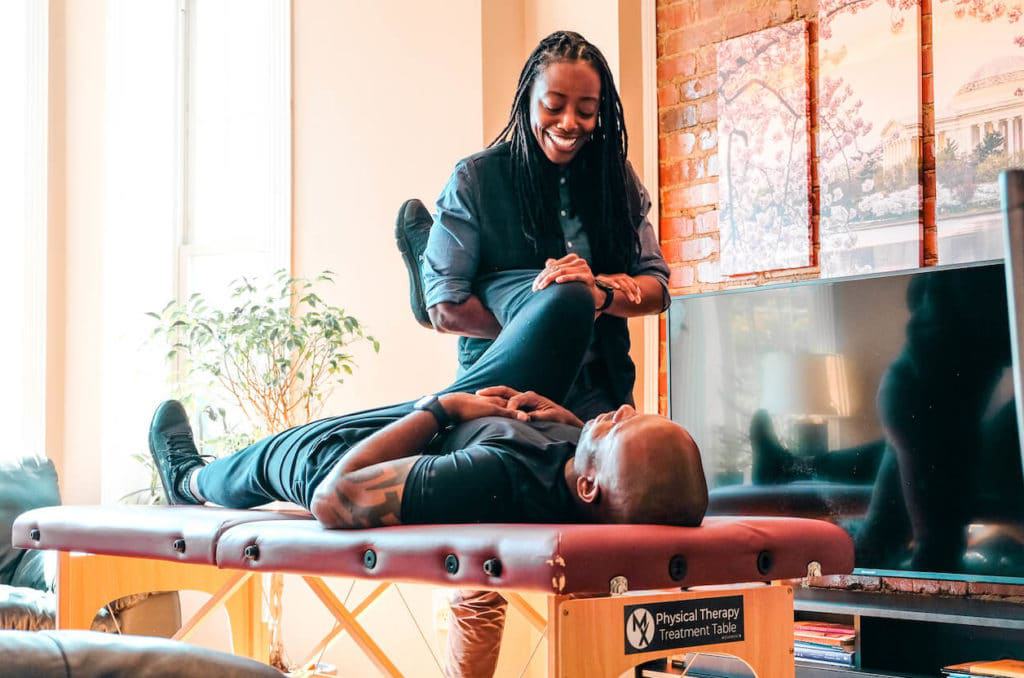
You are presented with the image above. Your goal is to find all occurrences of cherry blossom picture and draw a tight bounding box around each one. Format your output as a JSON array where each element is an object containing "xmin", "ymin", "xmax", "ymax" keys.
[
  {"xmin": 935, "ymin": 0, "xmax": 1024, "ymax": 264},
  {"xmin": 818, "ymin": 0, "xmax": 922, "ymax": 278},
  {"xmin": 718, "ymin": 21, "xmax": 812, "ymax": 276}
]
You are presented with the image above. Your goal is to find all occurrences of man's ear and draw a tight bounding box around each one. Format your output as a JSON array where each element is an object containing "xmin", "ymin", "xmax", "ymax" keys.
[{"xmin": 576, "ymin": 473, "xmax": 600, "ymax": 505}]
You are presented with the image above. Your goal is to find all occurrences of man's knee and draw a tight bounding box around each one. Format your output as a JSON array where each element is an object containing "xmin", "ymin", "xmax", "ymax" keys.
[{"xmin": 533, "ymin": 281, "xmax": 594, "ymax": 323}]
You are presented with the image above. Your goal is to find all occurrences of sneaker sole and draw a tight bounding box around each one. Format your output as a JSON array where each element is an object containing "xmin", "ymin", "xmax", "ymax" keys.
[{"xmin": 395, "ymin": 199, "xmax": 433, "ymax": 329}]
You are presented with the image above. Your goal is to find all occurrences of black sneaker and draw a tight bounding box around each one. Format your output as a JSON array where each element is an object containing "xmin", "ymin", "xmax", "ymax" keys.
[
  {"xmin": 395, "ymin": 198, "xmax": 434, "ymax": 329},
  {"xmin": 148, "ymin": 400, "xmax": 208, "ymax": 504},
  {"xmin": 750, "ymin": 409, "xmax": 794, "ymax": 485}
]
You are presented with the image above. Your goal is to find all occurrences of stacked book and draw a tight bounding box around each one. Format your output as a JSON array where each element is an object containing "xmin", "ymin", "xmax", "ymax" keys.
[
  {"xmin": 793, "ymin": 621, "xmax": 856, "ymax": 668},
  {"xmin": 943, "ymin": 659, "xmax": 1024, "ymax": 677}
]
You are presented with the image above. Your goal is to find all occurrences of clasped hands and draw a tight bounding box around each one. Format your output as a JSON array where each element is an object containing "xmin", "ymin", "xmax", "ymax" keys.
[
  {"xmin": 438, "ymin": 387, "xmax": 583, "ymax": 427},
  {"xmin": 531, "ymin": 253, "xmax": 642, "ymax": 310}
]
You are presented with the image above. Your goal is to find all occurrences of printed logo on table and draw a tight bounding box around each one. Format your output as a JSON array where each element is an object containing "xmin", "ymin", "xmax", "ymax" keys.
[
  {"xmin": 625, "ymin": 607, "xmax": 655, "ymax": 650},
  {"xmin": 623, "ymin": 595, "xmax": 744, "ymax": 655}
]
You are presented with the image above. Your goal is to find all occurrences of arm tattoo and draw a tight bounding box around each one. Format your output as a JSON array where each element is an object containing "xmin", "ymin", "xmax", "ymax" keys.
[{"xmin": 330, "ymin": 460, "xmax": 414, "ymax": 529}]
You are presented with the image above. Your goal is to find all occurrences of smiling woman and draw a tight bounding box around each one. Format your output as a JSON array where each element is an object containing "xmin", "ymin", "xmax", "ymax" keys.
[{"xmin": 421, "ymin": 30, "xmax": 671, "ymax": 423}]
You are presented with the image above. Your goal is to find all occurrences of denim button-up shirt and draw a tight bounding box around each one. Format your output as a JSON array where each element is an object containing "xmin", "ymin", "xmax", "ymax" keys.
[
  {"xmin": 422, "ymin": 144, "xmax": 669, "ymax": 310},
  {"xmin": 418, "ymin": 142, "xmax": 669, "ymax": 406}
]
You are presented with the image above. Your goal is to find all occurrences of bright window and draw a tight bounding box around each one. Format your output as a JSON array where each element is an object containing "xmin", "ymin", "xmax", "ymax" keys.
[
  {"xmin": 102, "ymin": 0, "xmax": 290, "ymax": 501},
  {"xmin": 183, "ymin": 0, "xmax": 291, "ymax": 308},
  {"xmin": 0, "ymin": 2, "xmax": 47, "ymax": 461}
]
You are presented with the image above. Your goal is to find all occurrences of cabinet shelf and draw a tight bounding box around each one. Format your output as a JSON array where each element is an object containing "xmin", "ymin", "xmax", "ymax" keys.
[{"xmin": 794, "ymin": 587, "xmax": 1024, "ymax": 629}]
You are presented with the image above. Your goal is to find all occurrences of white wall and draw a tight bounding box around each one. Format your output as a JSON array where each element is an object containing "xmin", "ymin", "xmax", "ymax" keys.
[
  {"xmin": 291, "ymin": 0, "xmax": 483, "ymax": 415},
  {"xmin": 52, "ymin": 0, "xmax": 106, "ymax": 504}
]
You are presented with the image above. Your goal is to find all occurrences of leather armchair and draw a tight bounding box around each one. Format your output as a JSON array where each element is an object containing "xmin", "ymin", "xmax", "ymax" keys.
[
  {"xmin": 1, "ymin": 456, "xmax": 180, "ymax": 634},
  {"xmin": 0, "ymin": 630, "xmax": 281, "ymax": 677}
]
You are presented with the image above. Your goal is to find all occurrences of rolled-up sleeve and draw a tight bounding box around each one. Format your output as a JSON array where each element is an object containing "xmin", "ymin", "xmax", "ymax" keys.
[
  {"xmin": 627, "ymin": 164, "xmax": 671, "ymax": 312},
  {"xmin": 422, "ymin": 160, "xmax": 481, "ymax": 308}
]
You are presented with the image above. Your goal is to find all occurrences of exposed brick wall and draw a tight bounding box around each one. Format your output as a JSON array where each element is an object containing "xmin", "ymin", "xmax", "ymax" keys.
[
  {"xmin": 655, "ymin": 0, "xmax": 1024, "ymax": 601},
  {"xmin": 921, "ymin": 0, "xmax": 937, "ymax": 266},
  {"xmin": 656, "ymin": 0, "xmax": 824, "ymax": 415}
]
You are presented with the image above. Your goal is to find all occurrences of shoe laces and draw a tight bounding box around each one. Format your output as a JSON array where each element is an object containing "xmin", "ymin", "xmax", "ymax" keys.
[{"xmin": 164, "ymin": 432, "xmax": 214, "ymax": 464}]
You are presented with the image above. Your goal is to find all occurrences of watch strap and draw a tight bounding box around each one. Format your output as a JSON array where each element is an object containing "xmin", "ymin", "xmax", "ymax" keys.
[
  {"xmin": 596, "ymin": 281, "xmax": 615, "ymax": 312},
  {"xmin": 415, "ymin": 394, "xmax": 452, "ymax": 429}
]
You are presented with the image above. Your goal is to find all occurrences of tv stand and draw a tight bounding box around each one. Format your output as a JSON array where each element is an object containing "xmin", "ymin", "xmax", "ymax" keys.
[{"xmin": 793, "ymin": 586, "xmax": 1024, "ymax": 677}]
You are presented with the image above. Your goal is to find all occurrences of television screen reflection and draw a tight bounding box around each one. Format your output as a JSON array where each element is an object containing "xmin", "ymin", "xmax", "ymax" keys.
[{"xmin": 669, "ymin": 262, "xmax": 1024, "ymax": 580}]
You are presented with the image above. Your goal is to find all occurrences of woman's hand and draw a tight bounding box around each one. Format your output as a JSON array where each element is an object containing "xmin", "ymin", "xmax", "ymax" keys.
[
  {"xmin": 475, "ymin": 386, "xmax": 584, "ymax": 427},
  {"xmin": 532, "ymin": 254, "xmax": 603, "ymax": 309},
  {"xmin": 438, "ymin": 392, "xmax": 529, "ymax": 423},
  {"xmin": 595, "ymin": 273, "xmax": 642, "ymax": 305}
]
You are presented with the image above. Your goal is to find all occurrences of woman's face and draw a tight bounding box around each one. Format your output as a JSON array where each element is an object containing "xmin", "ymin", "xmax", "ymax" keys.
[{"xmin": 529, "ymin": 59, "xmax": 601, "ymax": 165}]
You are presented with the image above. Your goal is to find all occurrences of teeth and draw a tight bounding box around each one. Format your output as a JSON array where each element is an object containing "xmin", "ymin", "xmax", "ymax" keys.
[{"xmin": 547, "ymin": 132, "xmax": 578, "ymax": 151}]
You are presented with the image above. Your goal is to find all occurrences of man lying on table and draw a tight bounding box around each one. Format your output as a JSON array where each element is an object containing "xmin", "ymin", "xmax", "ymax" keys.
[
  {"xmin": 147, "ymin": 279, "xmax": 706, "ymax": 678},
  {"xmin": 148, "ymin": 280, "xmax": 707, "ymax": 530}
]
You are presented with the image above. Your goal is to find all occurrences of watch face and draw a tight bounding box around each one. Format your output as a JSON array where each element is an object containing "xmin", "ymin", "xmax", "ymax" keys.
[{"xmin": 414, "ymin": 394, "xmax": 437, "ymax": 410}]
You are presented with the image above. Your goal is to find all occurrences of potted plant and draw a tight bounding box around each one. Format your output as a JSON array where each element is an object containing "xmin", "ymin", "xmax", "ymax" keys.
[
  {"xmin": 150, "ymin": 269, "xmax": 378, "ymax": 439},
  {"xmin": 147, "ymin": 269, "xmax": 379, "ymax": 670}
]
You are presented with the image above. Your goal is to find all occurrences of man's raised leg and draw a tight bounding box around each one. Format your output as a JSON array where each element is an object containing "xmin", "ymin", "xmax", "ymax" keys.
[
  {"xmin": 440, "ymin": 274, "xmax": 596, "ymax": 400},
  {"xmin": 151, "ymin": 274, "xmax": 597, "ymax": 512}
]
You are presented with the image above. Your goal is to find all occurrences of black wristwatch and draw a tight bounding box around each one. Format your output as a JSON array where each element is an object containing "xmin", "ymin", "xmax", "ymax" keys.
[
  {"xmin": 595, "ymin": 280, "xmax": 615, "ymax": 312},
  {"xmin": 414, "ymin": 394, "xmax": 452, "ymax": 429}
]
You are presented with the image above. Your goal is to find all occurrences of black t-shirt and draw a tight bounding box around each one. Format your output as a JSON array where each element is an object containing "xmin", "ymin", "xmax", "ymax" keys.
[{"xmin": 400, "ymin": 417, "xmax": 584, "ymax": 524}]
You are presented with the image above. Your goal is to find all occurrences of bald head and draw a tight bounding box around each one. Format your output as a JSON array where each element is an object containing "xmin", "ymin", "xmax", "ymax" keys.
[
  {"xmin": 609, "ymin": 418, "xmax": 707, "ymax": 525},
  {"xmin": 574, "ymin": 407, "xmax": 708, "ymax": 526}
]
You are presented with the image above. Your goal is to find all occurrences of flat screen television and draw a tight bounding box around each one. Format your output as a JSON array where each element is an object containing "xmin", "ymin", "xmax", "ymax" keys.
[{"xmin": 668, "ymin": 260, "xmax": 1024, "ymax": 583}]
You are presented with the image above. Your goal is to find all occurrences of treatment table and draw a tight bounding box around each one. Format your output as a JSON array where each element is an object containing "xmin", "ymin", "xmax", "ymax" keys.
[{"xmin": 13, "ymin": 506, "xmax": 853, "ymax": 676}]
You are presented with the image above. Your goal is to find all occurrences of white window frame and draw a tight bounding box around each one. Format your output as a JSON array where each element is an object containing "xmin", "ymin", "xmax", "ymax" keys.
[
  {"xmin": 99, "ymin": 0, "xmax": 291, "ymax": 501},
  {"xmin": 172, "ymin": 0, "xmax": 292, "ymax": 306}
]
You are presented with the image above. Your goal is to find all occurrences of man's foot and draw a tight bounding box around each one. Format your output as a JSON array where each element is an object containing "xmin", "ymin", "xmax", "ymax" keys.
[
  {"xmin": 395, "ymin": 198, "xmax": 434, "ymax": 329},
  {"xmin": 750, "ymin": 409, "xmax": 796, "ymax": 484},
  {"xmin": 148, "ymin": 400, "xmax": 208, "ymax": 505}
]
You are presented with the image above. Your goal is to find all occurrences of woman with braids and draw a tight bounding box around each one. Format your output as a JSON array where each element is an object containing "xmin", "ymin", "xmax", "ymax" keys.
[
  {"xmin": 397, "ymin": 31, "xmax": 670, "ymax": 676},
  {"xmin": 411, "ymin": 29, "xmax": 669, "ymax": 421}
]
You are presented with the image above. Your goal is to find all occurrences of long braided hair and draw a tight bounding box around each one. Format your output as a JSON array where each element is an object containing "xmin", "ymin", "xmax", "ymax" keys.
[{"xmin": 490, "ymin": 31, "xmax": 640, "ymax": 273}]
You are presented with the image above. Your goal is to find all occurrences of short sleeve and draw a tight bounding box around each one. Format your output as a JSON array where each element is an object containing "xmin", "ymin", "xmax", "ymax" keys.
[
  {"xmin": 400, "ymin": 445, "xmax": 517, "ymax": 524},
  {"xmin": 422, "ymin": 160, "xmax": 482, "ymax": 308}
]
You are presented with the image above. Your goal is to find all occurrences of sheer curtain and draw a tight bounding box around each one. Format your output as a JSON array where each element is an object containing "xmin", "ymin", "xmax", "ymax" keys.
[{"xmin": 0, "ymin": 2, "xmax": 48, "ymax": 462}]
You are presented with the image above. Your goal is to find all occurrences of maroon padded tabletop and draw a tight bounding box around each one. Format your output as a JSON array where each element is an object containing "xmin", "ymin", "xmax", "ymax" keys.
[
  {"xmin": 13, "ymin": 505, "xmax": 311, "ymax": 565},
  {"xmin": 215, "ymin": 516, "xmax": 853, "ymax": 594}
]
